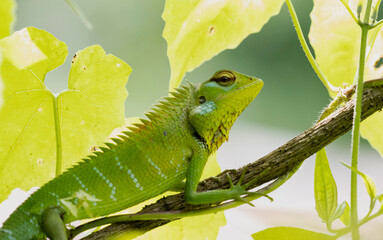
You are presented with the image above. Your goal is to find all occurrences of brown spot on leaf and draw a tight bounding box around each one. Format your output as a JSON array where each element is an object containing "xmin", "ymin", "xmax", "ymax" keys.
[
  {"xmin": 91, "ymin": 146, "xmax": 99, "ymax": 152},
  {"xmin": 374, "ymin": 57, "xmax": 383, "ymax": 69},
  {"xmin": 72, "ymin": 54, "xmax": 77, "ymax": 64},
  {"xmin": 208, "ymin": 25, "xmax": 215, "ymax": 35}
]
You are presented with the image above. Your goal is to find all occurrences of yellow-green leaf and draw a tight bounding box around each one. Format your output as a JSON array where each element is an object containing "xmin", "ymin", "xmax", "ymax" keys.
[
  {"xmin": 330, "ymin": 200, "xmax": 348, "ymax": 224},
  {"xmin": 378, "ymin": 194, "xmax": 383, "ymax": 211},
  {"xmin": 251, "ymin": 227, "xmax": 333, "ymax": 240},
  {"xmin": 339, "ymin": 201, "xmax": 350, "ymax": 226},
  {"xmin": 360, "ymin": 27, "xmax": 383, "ymax": 157},
  {"xmin": 341, "ymin": 162, "xmax": 377, "ymax": 200},
  {"xmin": 309, "ymin": 0, "xmax": 383, "ymax": 157},
  {"xmin": 0, "ymin": 52, "xmax": 3, "ymax": 109},
  {"xmin": 163, "ymin": 0, "xmax": 285, "ymax": 89},
  {"xmin": 0, "ymin": 27, "xmax": 131, "ymax": 201},
  {"xmin": 0, "ymin": 0, "xmax": 15, "ymax": 39},
  {"xmin": 131, "ymin": 211, "xmax": 225, "ymax": 240},
  {"xmin": 308, "ymin": 0, "xmax": 360, "ymax": 94},
  {"xmin": 59, "ymin": 45, "xmax": 131, "ymax": 170},
  {"xmin": 314, "ymin": 149, "xmax": 338, "ymax": 222}
]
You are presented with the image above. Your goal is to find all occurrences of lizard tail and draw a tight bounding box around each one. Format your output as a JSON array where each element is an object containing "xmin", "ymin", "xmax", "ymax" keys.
[{"xmin": 0, "ymin": 208, "xmax": 44, "ymax": 240}]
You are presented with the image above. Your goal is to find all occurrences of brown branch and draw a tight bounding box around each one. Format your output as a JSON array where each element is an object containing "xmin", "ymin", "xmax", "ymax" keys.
[{"xmin": 81, "ymin": 83, "xmax": 383, "ymax": 240}]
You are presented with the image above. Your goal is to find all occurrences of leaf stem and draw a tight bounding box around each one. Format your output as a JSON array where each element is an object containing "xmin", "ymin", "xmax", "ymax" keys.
[
  {"xmin": 372, "ymin": 18, "xmax": 383, "ymax": 28},
  {"xmin": 375, "ymin": 0, "xmax": 382, "ymax": 11},
  {"xmin": 51, "ymin": 93, "xmax": 62, "ymax": 176},
  {"xmin": 332, "ymin": 210, "xmax": 383, "ymax": 238},
  {"xmin": 285, "ymin": 0, "xmax": 338, "ymax": 93},
  {"xmin": 350, "ymin": 0, "xmax": 372, "ymax": 236},
  {"xmin": 363, "ymin": 0, "xmax": 374, "ymax": 24},
  {"xmin": 339, "ymin": 0, "xmax": 360, "ymax": 25},
  {"xmin": 65, "ymin": 0, "xmax": 93, "ymax": 30}
]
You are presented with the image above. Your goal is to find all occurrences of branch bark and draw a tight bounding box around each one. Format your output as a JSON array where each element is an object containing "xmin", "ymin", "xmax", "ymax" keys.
[{"xmin": 82, "ymin": 83, "xmax": 383, "ymax": 240}]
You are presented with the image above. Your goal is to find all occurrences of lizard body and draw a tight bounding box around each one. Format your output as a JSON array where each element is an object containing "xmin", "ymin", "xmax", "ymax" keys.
[{"xmin": 0, "ymin": 70, "xmax": 263, "ymax": 240}]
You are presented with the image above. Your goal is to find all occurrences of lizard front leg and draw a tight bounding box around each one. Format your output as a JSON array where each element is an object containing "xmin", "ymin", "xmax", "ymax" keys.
[
  {"xmin": 184, "ymin": 149, "xmax": 256, "ymax": 205},
  {"xmin": 40, "ymin": 207, "xmax": 68, "ymax": 240}
]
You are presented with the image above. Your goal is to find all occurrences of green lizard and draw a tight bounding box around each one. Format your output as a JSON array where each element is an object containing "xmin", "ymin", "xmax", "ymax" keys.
[{"xmin": 0, "ymin": 70, "xmax": 263, "ymax": 240}]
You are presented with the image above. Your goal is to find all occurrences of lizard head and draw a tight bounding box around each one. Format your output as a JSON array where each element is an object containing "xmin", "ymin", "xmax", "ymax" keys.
[{"xmin": 189, "ymin": 70, "xmax": 263, "ymax": 152}]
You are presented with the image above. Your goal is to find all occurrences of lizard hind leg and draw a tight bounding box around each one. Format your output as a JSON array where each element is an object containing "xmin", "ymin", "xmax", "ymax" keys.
[{"xmin": 40, "ymin": 207, "xmax": 68, "ymax": 240}]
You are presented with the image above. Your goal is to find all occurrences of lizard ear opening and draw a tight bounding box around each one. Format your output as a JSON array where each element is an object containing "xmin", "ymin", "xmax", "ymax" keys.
[{"xmin": 198, "ymin": 96, "xmax": 206, "ymax": 104}]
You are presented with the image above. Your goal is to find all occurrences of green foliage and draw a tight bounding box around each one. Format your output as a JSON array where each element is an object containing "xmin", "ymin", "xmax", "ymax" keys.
[
  {"xmin": 338, "ymin": 201, "xmax": 351, "ymax": 226},
  {"xmin": 308, "ymin": 0, "xmax": 360, "ymax": 92},
  {"xmin": 308, "ymin": 1, "xmax": 383, "ymax": 239},
  {"xmin": 162, "ymin": 0, "xmax": 285, "ymax": 89},
  {"xmin": 333, "ymin": 201, "xmax": 350, "ymax": 226},
  {"xmin": 120, "ymin": 210, "xmax": 225, "ymax": 240},
  {"xmin": 341, "ymin": 162, "xmax": 377, "ymax": 201},
  {"xmin": 314, "ymin": 149, "xmax": 338, "ymax": 222},
  {"xmin": 309, "ymin": 0, "xmax": 383, "ymax": 158},
  {"xmin": 1, "ymin": 0, "xmax": 15, "ymax": 109},
  {"xmin": 0, "ymin": 27, "xmax": 131, "ymax": 201},
  {"xmin": 0, "ymin": 0, "xmax": 15, "ymax": 39},
  {"xmin": 251, "ymin": 227, "xmax": 333, "ymax": 240}
]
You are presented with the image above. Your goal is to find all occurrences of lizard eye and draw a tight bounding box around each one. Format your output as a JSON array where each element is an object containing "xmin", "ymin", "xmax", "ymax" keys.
[
  {"xmin": 198, "ymin": 96, "xmax": 206, "ymax": 104},
  {"xmin": 213, "ymin": 71, "xmax": 235, "ymax": 87}
]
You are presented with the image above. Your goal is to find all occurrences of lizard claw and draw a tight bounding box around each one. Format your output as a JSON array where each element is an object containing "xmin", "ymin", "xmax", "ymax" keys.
[
  {"xmin": 245, "ymin": 191, "xmax": 273, "ymax": 202},
  {"xmin": 234, "ymin": 196, "xmax": 255, "ymax": 207},
  {"xmin": 201, "ymin": 176, "xmax": 222, "ymax": 190},
  {"xmin": 224, "ymin": 167, "xmax": 273, "ymax": 205},
  {"xmin": 203, "ymin": 176, "xmax": 223, "ymax": 186},
  {"xmin": 226, "ymin": 173, "xmax": 235, "ymax": 188}
]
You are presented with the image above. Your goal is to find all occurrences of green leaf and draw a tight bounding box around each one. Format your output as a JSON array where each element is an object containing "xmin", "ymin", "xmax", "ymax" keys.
[
  {"xmin": 130, "ymin": 211, "xmax": 225, "ymax": 240},
  {"xmin": 360, "ymin": 25, "xmax": 383, "ymax": 158},
  {"xmin": 309, "ymin": 0, "xmax": 360, "ymax": 93},
  {"xmin": 341, "ymin": 162, "xmax": 377, "ymax": 200},
  {"xmin": 338, "ymin": 201, "xmax": 350, "ymax": 226},
  {"xmin": 309, "ymin": 0, "xmax": 383, "ymax": 158},
  {"xmin": 360, "ymin": 112, "xmax": 383, "ymax": 159},
  {"xmin": 314, "ymin": 149, "xmax": 338, "ymax": 222},
  {"xmin": 0, "ymin": 52, "xmax": 3, "ymax": 109},
  {"xmin": 329, "ymin": 201, "xmax": 347, "ymax": 223},
  {"xmin": 0, "ymin": 27, "xmax": 131, "ymax": 201},
  {"xmin": 59, "ymin": 45, "xmax": 131, "ymax": 170},
  {"xmin": 0, "ymin": 0, "xmax": 15, "ymax": 39},
  {"xmin": 377, "ymin": 193, "xmax": 383, "ymax": 211},
  {"xmin": 162, "ymin": 0, "xmax": 285, "ymax": 89},
  {"xmin": 251, "ymin": 227, "xmax": 334, "ymax": 240}
]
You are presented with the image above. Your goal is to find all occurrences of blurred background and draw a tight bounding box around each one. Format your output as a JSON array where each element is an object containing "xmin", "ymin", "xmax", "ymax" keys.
[{"xmin": 11, "ymin": 0, "xmax": 383, "ymax": 239}]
